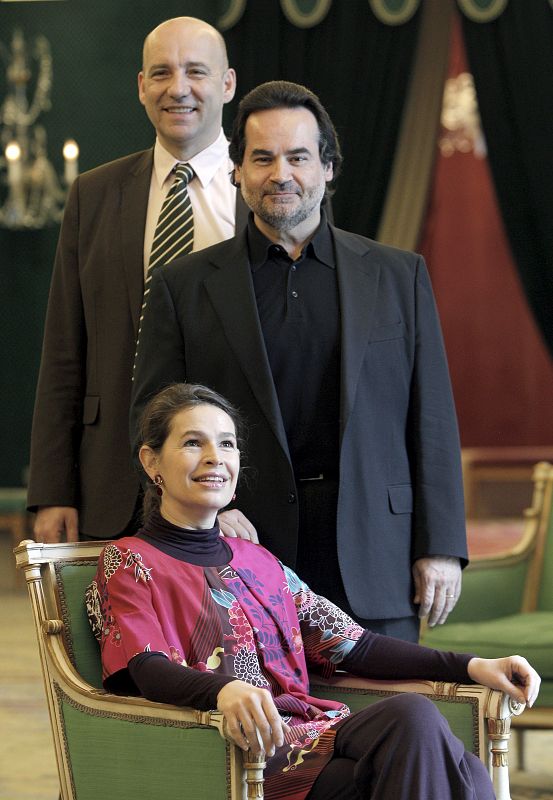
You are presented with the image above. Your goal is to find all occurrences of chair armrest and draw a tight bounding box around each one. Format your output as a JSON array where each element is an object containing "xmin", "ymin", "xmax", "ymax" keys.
[
  {"xmin": 309, "ymin": 672, "xmax": 524, "ymax": 800},
  {"xmin": 40, "ymin": 613, "xmax": 266, "ymax": 800}
]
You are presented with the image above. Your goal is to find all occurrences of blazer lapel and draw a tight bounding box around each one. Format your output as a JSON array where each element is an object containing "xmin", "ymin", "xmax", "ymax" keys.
[
  {"xmin": 120, "ymin": 150, "xmax": 153, "ymax": 335},
  {"xmin": 334, "ymin": 227, "xmax": 381, "ymax": 439},
  {"xmin": 204, "ymin": 233, "xmax": 290, "ymax": 457}
]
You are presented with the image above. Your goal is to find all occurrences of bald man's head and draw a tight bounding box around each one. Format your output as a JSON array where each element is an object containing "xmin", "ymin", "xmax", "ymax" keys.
[
  {"xmin": 142, "ymin": 17, "xmax": 228, "ymax": 71},
  {"xmin": 138, "ymin": 16, "xmax": 236, "ymax": 160}
]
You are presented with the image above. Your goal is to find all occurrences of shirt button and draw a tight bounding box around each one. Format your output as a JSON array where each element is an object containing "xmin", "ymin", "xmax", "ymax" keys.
[
  {"xmin": 291, "ymin": 265, "xmax": 297, "ymax": 271},
  {"xmin": 291, "ymin": 291, "xmax": 298, "ymax": 299},
  {"xmin": 288, "ymin": 492, "xmax": 296, "ymax": 503}
]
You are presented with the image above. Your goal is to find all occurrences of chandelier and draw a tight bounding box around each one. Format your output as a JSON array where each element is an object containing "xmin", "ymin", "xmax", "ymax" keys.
[{"xmin": 0, "ymin": 29, "xmax": 79, "ymax": 230}]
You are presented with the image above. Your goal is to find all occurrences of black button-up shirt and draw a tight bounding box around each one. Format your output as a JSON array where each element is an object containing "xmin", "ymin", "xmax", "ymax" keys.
[{"xmin": 248, "ymin": 213, "xmax": 341, "ymax": 478}]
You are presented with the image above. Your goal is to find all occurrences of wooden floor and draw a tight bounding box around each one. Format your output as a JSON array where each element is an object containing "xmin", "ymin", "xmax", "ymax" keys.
[
  {"xmin": 1, "ymin": 532, "xmax": 552, "ymax": 799},
  {"xmin": 1, "ymin": 589, "xmax": 59, "ymax": 799}
]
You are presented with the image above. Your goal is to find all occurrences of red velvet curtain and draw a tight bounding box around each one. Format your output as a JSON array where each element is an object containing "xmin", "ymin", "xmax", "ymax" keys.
[{"xmin": 418, "ymin": 19, "xmax": 553, "ymax": 447}]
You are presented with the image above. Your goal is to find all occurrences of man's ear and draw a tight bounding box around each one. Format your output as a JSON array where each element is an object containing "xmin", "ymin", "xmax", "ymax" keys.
[
  {"xmin": 137, "ymin": 71, "xmax": 146, "ymax": 107},
  {"xmin": 139, "ymin": 445, "xmax": 158, "ymax": 480},
  {"xmin": 222, "ymin": 68, "xmax": 237, "ymax": 104}
]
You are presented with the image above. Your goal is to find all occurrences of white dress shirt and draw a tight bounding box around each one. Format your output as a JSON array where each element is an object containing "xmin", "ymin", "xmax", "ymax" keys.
[{"xmin": 143, "ymin": 129, "xmax": 237, "ymax": 275}]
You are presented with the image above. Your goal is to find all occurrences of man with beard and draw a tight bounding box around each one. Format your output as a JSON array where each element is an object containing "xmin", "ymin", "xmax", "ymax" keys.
[{"xmin": 131, "ymin": 81, "xmax": 467, "ymax": 641}]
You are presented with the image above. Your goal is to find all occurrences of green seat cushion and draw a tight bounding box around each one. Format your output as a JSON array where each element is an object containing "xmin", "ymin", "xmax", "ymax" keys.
[{"xmin": 422, "ymin": 611, "xmax": 553, "ymax": 680}]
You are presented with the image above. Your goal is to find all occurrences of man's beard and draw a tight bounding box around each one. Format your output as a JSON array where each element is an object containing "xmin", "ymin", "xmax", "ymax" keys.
[{"xmin": 242, "ymin": 181, "xmax": 326, "ymax": 231}]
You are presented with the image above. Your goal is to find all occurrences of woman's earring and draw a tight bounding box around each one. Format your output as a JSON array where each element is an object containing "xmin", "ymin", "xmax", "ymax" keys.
[
  {"xmin": 232, "ymin": 493, "xmax": 236, "ymax": 502},
  {"xmin": 153, "ymin": 475, "xmax": 164, "ymax": 496}
]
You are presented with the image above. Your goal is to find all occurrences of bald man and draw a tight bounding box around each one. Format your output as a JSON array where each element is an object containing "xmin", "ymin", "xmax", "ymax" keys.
[{"xmin": 28, "ymin": 17, "xmax": 250, "ymax": 543}]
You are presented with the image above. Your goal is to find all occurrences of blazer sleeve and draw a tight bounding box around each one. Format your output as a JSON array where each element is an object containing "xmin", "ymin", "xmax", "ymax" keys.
[
  {"xmin": 27, "ymin": 180, "xmax": 85, "ymax": 510},
  {"xmin": 409, "ymin": 256, "xmax": 467, "ymax": 564},
  {"xmin": 130, "ymin": 268, "xmax": 188, "ymax": 463}
]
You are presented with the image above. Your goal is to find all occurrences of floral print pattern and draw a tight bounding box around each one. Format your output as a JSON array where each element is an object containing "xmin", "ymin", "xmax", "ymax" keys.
[
  {"xmin": 89, "ymin": 537, "xmax": 362, "ymax": 800},
  {"xmin": 228, "ymin": 601, "xmax": 256, "ymax": 651},
  {"xmin": 122, "ymin": 548, "xmax": 153, "ymax": 583}
]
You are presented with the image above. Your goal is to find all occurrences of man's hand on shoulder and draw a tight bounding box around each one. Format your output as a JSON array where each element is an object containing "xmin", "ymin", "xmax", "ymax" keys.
[
  {"xmin": 412, "ymin": 555, "xmax": 462, "ymax": 627},
  {"xmin": 218, "ymin": 509, "xmax": 259, "ymax": 543},
  {"xmin": 33, "ymin": 506, "xmax": 79, "ymax": 543}
]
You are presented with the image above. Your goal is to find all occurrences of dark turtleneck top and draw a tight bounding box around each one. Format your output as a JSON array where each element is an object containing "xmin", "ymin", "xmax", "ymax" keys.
[
  {"xmin": 117, "ymin": 511, "xmax": 473, "ymax": 710},
  {"xmin": 137, "ymin": 509, "xmax": 232, "ymax": 565}
]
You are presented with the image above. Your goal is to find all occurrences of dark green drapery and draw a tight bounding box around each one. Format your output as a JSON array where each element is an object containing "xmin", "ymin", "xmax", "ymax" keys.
[
  {"xmin": 461, "ymin": 1, "xmax": 553, "ymax": 357},
  {"xmin": 223, "ymin": 0, "xmax": 420, "ymax": 237}
]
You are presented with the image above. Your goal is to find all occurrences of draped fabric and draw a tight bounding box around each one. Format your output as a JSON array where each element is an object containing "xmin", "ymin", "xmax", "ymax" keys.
[
  {"xmin": 418, "ymin": 17, "xmax": 553, "ymax": 446},
  {"xmin": 223, "ymin": 0, "xmax": 421, "ymax": 238},
  {"xmin": 461, "ymin": 1, "xmax": 553, "ymax": 356}
]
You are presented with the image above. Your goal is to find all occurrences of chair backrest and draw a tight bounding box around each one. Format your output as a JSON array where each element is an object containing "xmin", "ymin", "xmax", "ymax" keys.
[
  {"xmin": 55, "ymin": 560, "xmax": 103, "ymax": 689},
  {"xmin": 527, "ymin": 462, "xmax": 553, "ymax": 611},
  {"xmin": 14, "ymin": 540, "xmax": 106, "ymax": 689},
  {"xmin": 14, "ymin": 539, "xmax": 253, "ymax": 800}
]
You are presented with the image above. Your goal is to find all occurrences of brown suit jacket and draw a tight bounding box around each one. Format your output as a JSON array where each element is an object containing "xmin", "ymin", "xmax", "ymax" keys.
[{"xmin": 27, "ymin": 148, "xmax": 248, "ymax": 538}]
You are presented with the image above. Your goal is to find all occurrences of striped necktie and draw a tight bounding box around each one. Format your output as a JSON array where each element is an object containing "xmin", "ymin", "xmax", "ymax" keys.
[
  {"xmin": 148, "ymin": 162, "xmax": 195, "ymax": 271},
  {"xmin": 133, "ymin": 162, "xmax": 194, "ymax": 375}
]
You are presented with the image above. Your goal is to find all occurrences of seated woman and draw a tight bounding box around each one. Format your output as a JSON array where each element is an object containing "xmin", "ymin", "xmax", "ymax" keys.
[{"xmin": 86, "ymin": 383, "xmax": 540, "ymax": 800}]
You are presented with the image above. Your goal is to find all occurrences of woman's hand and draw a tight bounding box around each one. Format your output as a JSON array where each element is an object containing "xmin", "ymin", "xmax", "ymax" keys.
[
  {"xmin": 467, "ymin": 655, "xmax": 541, "ymax": 708},
  {"xmin": 217, "ymin": 680, "xmax": 288, "ymax": 756}
]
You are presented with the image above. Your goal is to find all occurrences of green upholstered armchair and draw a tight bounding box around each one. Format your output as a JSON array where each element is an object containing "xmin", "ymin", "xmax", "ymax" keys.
[
  {"xmin": 422, "ymin": 461, "xmax": 553, "ymax": 752},
  {"xmin": 15, "ymin": 538, "xmax": 524, "ymax": 800}
]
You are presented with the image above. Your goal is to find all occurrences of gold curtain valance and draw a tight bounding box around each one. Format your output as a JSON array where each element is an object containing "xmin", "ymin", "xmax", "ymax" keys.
[
  {"xmin": 218, "ymin": 0, "xmax": 422, "ymax": 30},
  {"xmin": 456, "ymin": 0, "xmax": 508, "ymax": 23},
  {"xmin": 217, "ymin": 0, "xmax": 528, "ymax": 30}
]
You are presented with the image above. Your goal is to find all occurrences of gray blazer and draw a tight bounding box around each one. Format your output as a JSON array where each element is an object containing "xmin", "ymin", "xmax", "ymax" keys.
[{"xmin": 130, "ymin": 225, "xmax": 467, "ymax": 619}]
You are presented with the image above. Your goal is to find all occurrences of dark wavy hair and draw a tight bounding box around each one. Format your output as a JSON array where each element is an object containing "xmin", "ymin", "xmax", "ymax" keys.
[
  {"xmin": 138, "ymin": 383, "xmax": 244, "ymax": 521},
  {"xmin": 229, "ymin": 80, "xmax": 342, "ymax": 195}
]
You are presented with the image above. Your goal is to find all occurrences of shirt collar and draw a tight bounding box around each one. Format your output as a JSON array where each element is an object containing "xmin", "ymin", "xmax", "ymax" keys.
[
  {"xmin": 247, "ymin": 209, "xmax": 335, "ymax": 272},
  {"xmin": 153, "ymin": 129, "xmax": 231, "ymax": 190}
]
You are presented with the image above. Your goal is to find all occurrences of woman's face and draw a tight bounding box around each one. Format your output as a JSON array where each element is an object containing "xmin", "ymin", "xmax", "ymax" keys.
[{"xmin": 141, "ymin": 403, "xmax": 240, "ymax": 528}]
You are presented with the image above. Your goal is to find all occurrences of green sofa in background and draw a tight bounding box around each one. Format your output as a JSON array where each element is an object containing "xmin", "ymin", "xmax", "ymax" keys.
[{"xmin": 422, "ymin": 461, "xmax": 553, "ymax": 760}]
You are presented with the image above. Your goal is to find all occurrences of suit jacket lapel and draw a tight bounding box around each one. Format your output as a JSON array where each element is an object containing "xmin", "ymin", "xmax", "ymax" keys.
[
  {"xmin": 334, "ymin": 227, "xmax": 381, "ymax": 439},
  {"xmin": 121, "ymin": 150, "xmax": 153, "ymax": 335},
  {"xmin": 204, "ymin": 233, "xmax": 290, "ymax": 457}
]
